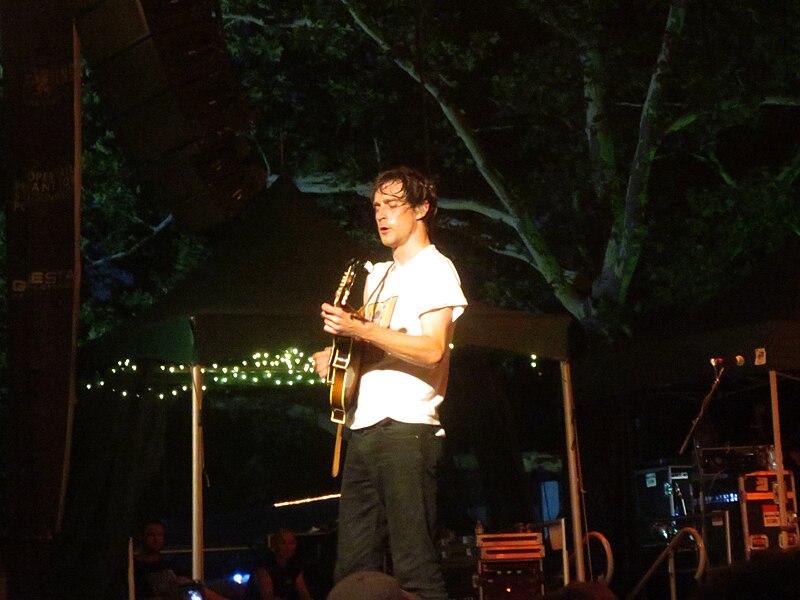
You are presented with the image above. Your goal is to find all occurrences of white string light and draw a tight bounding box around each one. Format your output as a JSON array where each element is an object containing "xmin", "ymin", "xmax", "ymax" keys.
[
  {"xmin": 82, "ymin": 347, "xmax": 324, "ymax": 400},
  {"xmin": 83, "ymin": 344, "xmax": 466, "ymax": 401}
]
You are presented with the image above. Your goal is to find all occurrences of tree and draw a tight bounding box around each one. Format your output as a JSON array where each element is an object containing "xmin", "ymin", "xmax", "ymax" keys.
[
  {"xmin": 221, "ymin": 0, "xmax": 800, "ymax": 339},
  {"xmin": 78, "ymin": 80, "xmax": 210, "ymax": 342}
]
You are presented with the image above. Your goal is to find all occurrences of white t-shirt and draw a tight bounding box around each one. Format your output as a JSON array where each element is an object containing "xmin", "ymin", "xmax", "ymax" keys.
[{"xmin": 350, "ymin": 245, "xmax": 467, "ymax": 429}]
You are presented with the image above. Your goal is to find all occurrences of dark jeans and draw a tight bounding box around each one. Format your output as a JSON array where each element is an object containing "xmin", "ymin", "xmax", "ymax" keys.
[{"xmin": 334, "ymin": 419, "xmax": 447, "ymax": 600}]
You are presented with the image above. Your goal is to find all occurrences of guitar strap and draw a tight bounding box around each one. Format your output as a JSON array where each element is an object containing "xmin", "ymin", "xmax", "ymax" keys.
[
  {"xmin": 331, "ymin": 262, "xmax": 394, "ymax": 478},
  {"xmin": 361, "ymin": 261, "xmax": 394, "ymax": 313},
  {"xmin": 332, "ymin": 423, "xmax": 344, "ymax": 477}
]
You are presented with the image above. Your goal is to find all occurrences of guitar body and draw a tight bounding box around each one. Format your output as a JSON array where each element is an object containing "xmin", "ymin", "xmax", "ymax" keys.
[
  {"xmin": 328, "ymin": 334, "xmax": 363, "ymax": 424},
  {"xmin": 326, "ymin": 259, "xmax": 365, "ymax": 425}
]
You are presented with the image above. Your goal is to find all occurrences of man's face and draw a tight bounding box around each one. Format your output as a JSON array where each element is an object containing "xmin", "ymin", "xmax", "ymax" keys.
[
  {"xmin": 274, "ymin": 532, "xmax": 298, "ymax": 561},
  {"xmin": 143, "ymin": 523, "xmax": 165, "ymax": 554},
  {"xmin": 373, "ymin": 180, "xmax": 428, "ymax": 249}
]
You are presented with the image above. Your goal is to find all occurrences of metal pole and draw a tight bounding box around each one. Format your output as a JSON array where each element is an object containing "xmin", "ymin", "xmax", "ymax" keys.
[
  {"xmin": 724, "ymin": 510, "xmax": 732, "ymax": 566},
  {"xmin": 191, "ymin": 365, "xmax": 205, "ymax": 581},
  {"xmin": 769, "ymin": 370, "xmax": 789, "ymax": 539},
  {"xmin": 560, "ymin": 360, "xmax": 586, "ymax": 581},
  {"xmin": 667, "ymin": 549, "xmax": 677, "ymax": 600},
  {"xmin": 128, "ymin": 537, "xmax": 135, "ymax": 600},
  {"xmin": 560, "ymin": 518, "xmax": 570, "ymax": 586}
]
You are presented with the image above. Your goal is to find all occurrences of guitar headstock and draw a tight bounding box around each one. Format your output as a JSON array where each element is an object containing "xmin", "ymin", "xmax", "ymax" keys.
[{"xmin": 333, "ymin": 259, "xmax": 364, "ymax": 308}]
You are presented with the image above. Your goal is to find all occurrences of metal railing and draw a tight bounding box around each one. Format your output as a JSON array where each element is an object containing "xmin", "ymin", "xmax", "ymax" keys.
[
  {"xmin": 564, "ymin": 530, "xmax": 615, "ymax": 585},
  {"xmin": 584, "ymin": 530, "xmax": 614, "ymax": 585},
  {"xmin": 626, "ymin": 526, "xmax": 707, "ymax": 600}
]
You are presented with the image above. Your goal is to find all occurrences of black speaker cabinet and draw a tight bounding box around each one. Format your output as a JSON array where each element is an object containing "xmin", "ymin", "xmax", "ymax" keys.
[{"xmin": 634, "ymin": 465, "xmax": 695, "ymax": 546}]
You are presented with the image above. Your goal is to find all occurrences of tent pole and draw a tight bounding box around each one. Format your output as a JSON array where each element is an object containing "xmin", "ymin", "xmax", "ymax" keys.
[
  {"xmin": 191, "ymin": 365, "xmax": 205, "ymax": 581},
  {"xmin": 768, "ymin": 370, "xmax": 790, "ymax": 537},
  {"xmin": 560, "ymin": 360, "xmax": 585, "ymax": 581}
]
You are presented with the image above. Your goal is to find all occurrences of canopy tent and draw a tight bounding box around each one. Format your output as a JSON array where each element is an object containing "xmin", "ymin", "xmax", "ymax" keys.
[
  {"xmin": 573, "ymin": 319, "xmax": 800, "ymax": 399},
  {"xmin": 79, "ymin": 176, "xmax": 588, "ymax": 581},
  {"xmin": 82, "ymin": 176, "xmax": 577, "ymax": 367}
]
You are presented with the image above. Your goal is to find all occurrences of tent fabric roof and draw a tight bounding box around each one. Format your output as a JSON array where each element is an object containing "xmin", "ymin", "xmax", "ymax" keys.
[
  {"xmin": 572, "ymin": 237, "xmax": 800, "ymax": 396},
  {"xmin": 81, "ymin": 177, "xmax": 577, "ymax": 369},
  {"xmin": 572, "ymin": 319, "xmax": 800, "ymax": 397}
]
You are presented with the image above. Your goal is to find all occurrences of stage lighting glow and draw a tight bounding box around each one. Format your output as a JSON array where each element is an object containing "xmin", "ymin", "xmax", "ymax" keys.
[{"xmin": 273, "ymin": 493, "xmax": 342, "ymax": 507}]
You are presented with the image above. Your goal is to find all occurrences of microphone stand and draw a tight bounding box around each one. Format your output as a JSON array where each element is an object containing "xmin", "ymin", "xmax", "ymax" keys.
[
  {"xmin": 679, "ymin": 366, "xmax": 725, "ymax": 551},
  {"xmin": 679, "ymin": 367, "xmax": 724, "ymax": 456}
]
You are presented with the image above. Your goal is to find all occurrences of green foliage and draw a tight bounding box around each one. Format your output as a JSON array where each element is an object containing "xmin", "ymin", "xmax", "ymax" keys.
[
  {"xmin": 217, "ymin": 0, "xmax": 800, "ymax": 333},
  {"xmin": 642, "ymin": 177, "xmax": 799, "ymax": 311},
  {"xmin": 5, "ymin": 0, "xmax": 792, "ymax": 345},
  {"xmin": 79, "ymin": 77, "xmax": 209, "ymax": 342}
]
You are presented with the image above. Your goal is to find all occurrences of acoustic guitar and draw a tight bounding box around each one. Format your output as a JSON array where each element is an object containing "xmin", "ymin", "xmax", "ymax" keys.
[{"xmin": 326, "ymin": 259, "xmax": 365, "ymax": 476}]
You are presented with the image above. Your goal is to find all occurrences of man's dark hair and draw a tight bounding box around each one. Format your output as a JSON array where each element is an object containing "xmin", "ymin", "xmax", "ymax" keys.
[
  {"xmin": 141, "ymin": 519, "xmax": 164, "ymax": 534},
  {"xmin": 372, "ymin": 166, "xmax": 438, "ymax": 226},
  {"xmin": 269, "ymin": 527, "xmax": 296, "ymax": 550}
]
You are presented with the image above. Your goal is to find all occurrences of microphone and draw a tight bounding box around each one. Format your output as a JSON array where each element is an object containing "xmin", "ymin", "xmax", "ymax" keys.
[{"xmin": 709, "ymin": 355, "xmax": 745, "ymax": 367}]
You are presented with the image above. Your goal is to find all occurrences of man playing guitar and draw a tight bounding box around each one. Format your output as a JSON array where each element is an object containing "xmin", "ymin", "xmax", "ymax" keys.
[{"xmin": 312, "ymin": 166, "xmax": 467, "ymax": 600}]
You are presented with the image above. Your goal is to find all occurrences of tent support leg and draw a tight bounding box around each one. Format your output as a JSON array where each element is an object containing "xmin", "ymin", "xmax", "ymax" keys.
[
  {"xmin": 561, "ymin": 360, "xmax": 585, "ymax": 581},
  {"xmin": 191, "ymin": 365, "xmax": 205, "ymax": 581},
  {"xmin": 769, "ymin": 370, "xmax": 789, "ymax": 534}
]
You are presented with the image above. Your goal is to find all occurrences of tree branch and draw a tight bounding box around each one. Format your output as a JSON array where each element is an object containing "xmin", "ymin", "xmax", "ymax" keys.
[
  {"xmin": 339, "ymin": 0, "xmax": 584, "ymax": 317},
  {"xmin": 87, "ymin": 215, "xmax": 175, "ymax": 267},
  {"xmin": 595, "ymin": 0, "xmax": 686, "ymax": 305},
  {"xmin": 222, "ymin": 13, "xmax": 317, "ymax": 30},
  {"xmin": 487, "ymin": 245, "xmax": 536, "ymax": 265},
  {"xmin": 277, "ymin": 173, "xmax": 520, "ymax": 228},
  {"xmin": 762, "ymin": 96, "xmax": 800, "ymax": 107},
  {"xmin": 689, "ymin": 151, "xmax": 737, "ymax": 188},
  {"xmin": 579, "ymin": 39, "xmax": 618, "ymax": 204},
  {"xmin": 284, "ymin": 173, "xmax": 372, "ymax": 196},
  {"xmin": 776, "ymin": 148, "xmax": 800, "ymax": 186},
  {"xmin": 437, "ymin": 198, "xmax": 518, "ymax": 228}
]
